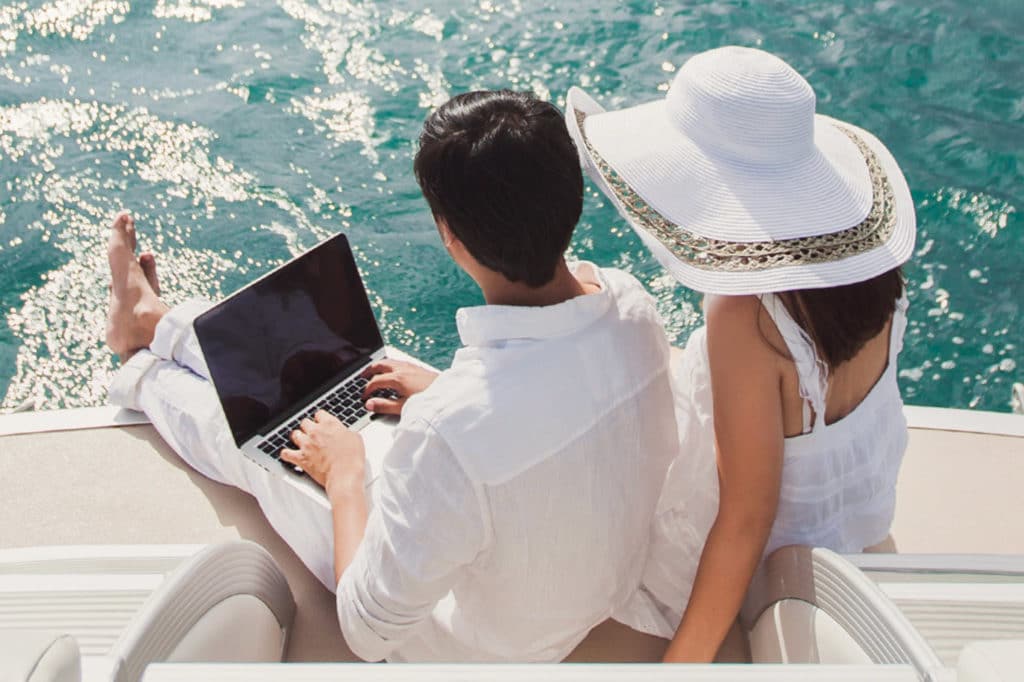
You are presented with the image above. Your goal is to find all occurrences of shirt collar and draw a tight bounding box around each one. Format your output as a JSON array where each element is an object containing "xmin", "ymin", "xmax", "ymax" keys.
[{"xmin": 456, "ymin": 262, "xmax": 612, "ymax": 348}]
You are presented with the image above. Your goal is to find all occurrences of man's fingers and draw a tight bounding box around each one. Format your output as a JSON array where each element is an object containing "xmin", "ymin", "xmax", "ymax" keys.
[
  {"xmin": 363, "ymin": 374, "xmax": 401, "ymax": 399},
  {"xmin": 291, "ymin": 429, "xmax": 309, "ymax": 447},
  {"xmin": 366, "ymin": 397, "xmax": 403, "ymax": 416},
  {"xmin": 299, "ymin": 417, "xmax": 315, "ymax": 432},
  {"xmin": 280, "ymin": 447, "xmax": 302, "ymax": 464},
  {"xmin": 361, "ymin": 359, "xmax": 397, "ymax": 378},
  {"xmin": 314, "ymin": 409, "xmax": 342, "ymax": 426}
]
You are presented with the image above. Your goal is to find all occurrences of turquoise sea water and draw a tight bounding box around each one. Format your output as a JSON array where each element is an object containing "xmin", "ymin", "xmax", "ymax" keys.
[{"xmin": 0, "ymin": 0, "xmax": 1021, "ymax": 412}]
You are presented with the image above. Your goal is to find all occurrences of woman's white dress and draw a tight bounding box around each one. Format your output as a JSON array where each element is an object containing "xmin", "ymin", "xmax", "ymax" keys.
[{"xmin": 616, "ymin": 294, "xmax": 910, "ymax": 638}]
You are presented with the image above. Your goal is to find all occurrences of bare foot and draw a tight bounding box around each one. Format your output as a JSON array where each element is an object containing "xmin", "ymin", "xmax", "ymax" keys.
[
  {"xmin": 139, "ymin": 252, "xmax": 160, "ymax": 296},
  {"xmin": 106, "ymin": 212, "xmax": 169, "ymax": 362}
]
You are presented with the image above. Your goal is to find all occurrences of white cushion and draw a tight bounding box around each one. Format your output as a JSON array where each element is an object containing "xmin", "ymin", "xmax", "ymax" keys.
[
  {"xmin": 957, "ymin": 640, "xmax": 1024, "ymax": 682},
  {"xmin": 0, "ymin": 630, "xmax": 80, "ymax": 682},
  {"xmin": 748, "ymin": 599, "xmax": 871, "ymax": 664}
]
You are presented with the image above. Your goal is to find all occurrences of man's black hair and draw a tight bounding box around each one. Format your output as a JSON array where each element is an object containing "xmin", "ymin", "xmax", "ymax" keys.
[{"xmin": 413, "ymin": 90, "xmax": 584, "ymax": 287}]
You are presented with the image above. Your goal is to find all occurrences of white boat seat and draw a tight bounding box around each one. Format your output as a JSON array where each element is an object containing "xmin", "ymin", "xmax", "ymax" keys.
[
  {"xmin": 0, "ymin": 541, "xmax": 296, "ymax": 682},
  {"xmin": 0, "ymin": 630, "xmax": 81, "ymax": 682},
  {"xmin": 746, "ymin": 598, "xmax": 873, "ymax": 665},
  {"xmin": 849, "ymin": 554, "xmax": 1024, "ymax": 668},
  {"xmin": 957, "ymin": 639, "xmax": 1024, "ymax": 682},
  {"xmin": 741, "ymin": 546, "xmax": 944, "ymax": 678}
]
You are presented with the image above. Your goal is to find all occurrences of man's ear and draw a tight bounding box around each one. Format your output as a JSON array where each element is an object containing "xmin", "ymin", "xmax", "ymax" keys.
[{"xmin": 437, "ymin": 219, "xmax": 456, "ymax": 249}]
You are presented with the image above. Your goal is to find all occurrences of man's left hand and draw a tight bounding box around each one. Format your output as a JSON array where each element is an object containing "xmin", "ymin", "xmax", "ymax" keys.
[{"xmin": 281, "ymin": 411, "xmax": 365, "ymax": 495}]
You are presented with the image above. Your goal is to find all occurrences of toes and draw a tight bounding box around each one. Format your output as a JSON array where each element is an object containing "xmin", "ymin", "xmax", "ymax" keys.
[
  {"xmin": 110, "ymin": 211, "xmax": 137, "ymax": 252},
  {"xmin": 112, "ymin": 211, "xmax": 130, "ymax": 231},
  {"xmin": 125, "ymin": 217, "xmax": 136, "ymax": 252},
  {"xmin": 139, "ymin": 252, "xmax": 160, "ymax": 296}
]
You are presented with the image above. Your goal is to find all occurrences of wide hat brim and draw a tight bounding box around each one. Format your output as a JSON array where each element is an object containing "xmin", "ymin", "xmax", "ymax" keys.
[{"xmin": 565, "ymin": 85, "xmax": 916, "ymax": 296}]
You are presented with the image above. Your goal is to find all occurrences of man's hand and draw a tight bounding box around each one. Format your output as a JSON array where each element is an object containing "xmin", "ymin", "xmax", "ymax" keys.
[
  {"xmin": 281, "ymin": 410, "xmax": 365, "ymax": 495},
  {"xmin": 361, "ymin": 359, "xmax": 439, "ymax": 415}
]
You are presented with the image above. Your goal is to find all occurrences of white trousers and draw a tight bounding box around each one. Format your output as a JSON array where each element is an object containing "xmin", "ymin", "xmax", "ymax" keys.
[{"xmin": 108, "ymin": 300, "xmax": 337, "ymax": 590}]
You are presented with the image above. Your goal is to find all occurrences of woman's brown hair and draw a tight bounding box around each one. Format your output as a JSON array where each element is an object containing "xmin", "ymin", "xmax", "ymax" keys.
[{"xmin": 775, "ymin": 267, "xmax": 905, "ymax": 372}]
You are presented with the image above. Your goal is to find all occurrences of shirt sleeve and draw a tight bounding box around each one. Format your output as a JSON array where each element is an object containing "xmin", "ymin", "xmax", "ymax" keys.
[{"xmin": 336, "ymin": 418, "xmax": 489, "ymax": 661}]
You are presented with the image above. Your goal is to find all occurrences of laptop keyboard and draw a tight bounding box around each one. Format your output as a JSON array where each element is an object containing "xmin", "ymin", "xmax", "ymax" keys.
[{"xmin": 255, "ymin": 374, "xmax": 398, "ymax": 467}]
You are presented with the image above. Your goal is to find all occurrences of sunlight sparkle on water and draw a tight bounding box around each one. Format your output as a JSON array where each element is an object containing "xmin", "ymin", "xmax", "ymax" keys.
[{"xmin": 0, "ymin": 0, "xmax": 1021, "ymax": 412}]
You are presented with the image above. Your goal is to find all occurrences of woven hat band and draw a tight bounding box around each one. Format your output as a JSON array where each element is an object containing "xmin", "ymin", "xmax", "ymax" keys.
[{"xmin": 576, "ymin": 110, "xmax": 898, "ymax": 273}]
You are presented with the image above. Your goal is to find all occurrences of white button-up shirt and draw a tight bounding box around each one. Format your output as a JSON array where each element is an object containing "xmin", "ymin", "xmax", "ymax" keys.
[{"xmin": 336, "ymin": 263, "xmax": 678, "ymax": 662}]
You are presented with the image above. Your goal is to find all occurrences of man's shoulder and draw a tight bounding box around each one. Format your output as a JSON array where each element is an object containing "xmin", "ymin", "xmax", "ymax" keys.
[
  {"xmin": 593, "ymin": 265, "xmax": 645, "ymax": 298},
  {"xmin": 593, "ymin": 265, "xmax": 662, "ymax": 324},
  {"xmin": 596, "ymin": 264, "xmax": 643, "ymax": 289}
]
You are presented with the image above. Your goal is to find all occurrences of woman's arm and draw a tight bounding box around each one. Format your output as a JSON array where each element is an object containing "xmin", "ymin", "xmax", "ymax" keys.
[{"xmin": 663, "ymin": 296, "xmax": 785, "ymax": 662}]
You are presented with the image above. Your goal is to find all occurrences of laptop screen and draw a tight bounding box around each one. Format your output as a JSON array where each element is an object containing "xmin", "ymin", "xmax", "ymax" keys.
[{"xmin": 194, "ymin": 234, "xmax": 384, "ymax": 446}]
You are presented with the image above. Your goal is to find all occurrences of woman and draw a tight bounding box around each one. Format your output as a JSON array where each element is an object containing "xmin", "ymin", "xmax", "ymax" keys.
[{"xmin": 565, "ymin": 46, "xmax": 915, "ymax": 660}]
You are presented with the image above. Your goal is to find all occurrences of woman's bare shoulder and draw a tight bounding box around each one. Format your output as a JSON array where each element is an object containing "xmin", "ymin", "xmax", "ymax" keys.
[
  {"xmin": 704, "ymin": 294, "xmax": 762, "ymax": 319},
  {"xmin": 704, "ymin": 294, "xmax": 785, "ymax": 363},
  {"xmin": 705, "ymin": 295, "xmax": 767, "ymax": 337}
]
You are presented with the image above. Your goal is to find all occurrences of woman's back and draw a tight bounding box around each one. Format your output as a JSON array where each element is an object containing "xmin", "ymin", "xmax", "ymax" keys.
[
  {"xmin": 757, "ymin": 291, "xmax": 909, "ymax": 554},
  {"xmin": 772, "ymin": 308, "xmax": 894, "ymax": 438}
]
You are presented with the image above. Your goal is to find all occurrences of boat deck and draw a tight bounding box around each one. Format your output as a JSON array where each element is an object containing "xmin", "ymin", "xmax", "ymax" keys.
[{"xmin": 1, "ymin": 405, "xmax": 1022, "ymax": 662}]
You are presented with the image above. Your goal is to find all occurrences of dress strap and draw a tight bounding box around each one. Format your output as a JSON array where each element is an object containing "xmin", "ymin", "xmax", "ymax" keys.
[{"xmin": 759, "ymin": 294, "xmax": 829, "ymax": 434}]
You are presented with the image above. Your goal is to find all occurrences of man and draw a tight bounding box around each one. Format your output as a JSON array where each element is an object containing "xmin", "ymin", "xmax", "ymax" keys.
[{"xmin": 106, "ymin": 90, "xmax": 678, "ymax": 661}]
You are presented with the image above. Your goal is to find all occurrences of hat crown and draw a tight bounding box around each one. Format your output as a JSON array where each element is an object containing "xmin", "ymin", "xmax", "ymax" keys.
[{"xmin": 667, "ymin": 47, "xmax": 816, "ymax": 165}]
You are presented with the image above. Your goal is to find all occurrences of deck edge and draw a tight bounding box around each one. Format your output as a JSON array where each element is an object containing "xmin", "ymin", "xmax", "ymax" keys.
[
  {"xmin": 902, "ymin": 405, "xmax": 1024, "ymax": 437},
  {"xmin": 2, "ymin": 405, "xmax": 1021, "ymax": 439},
  {"xmin": 0, "ymin": 405, "xmax": 149, "ymax": 436}
]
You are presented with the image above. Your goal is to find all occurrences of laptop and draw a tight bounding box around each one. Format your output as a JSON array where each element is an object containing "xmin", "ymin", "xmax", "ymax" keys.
[{"xmin": 193, "ymin": 233, "xmax": 401, "ymax": 506}]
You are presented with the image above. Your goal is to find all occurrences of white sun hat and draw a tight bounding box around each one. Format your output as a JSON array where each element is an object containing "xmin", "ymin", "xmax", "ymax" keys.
[{"xmin": 565, "ymin": 46, "xmax": 916, "ymax": 296}]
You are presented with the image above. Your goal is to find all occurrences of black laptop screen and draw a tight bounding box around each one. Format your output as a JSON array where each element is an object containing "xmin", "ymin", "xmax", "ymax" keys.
[{"xmin": 194, "ymin": 234, "xmax": 384, "ymax": 446}]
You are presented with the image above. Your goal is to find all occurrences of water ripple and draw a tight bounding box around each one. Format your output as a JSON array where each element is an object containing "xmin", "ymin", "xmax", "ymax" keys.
[{"xmin": 0, "ymin": 0, "xmax": 1021, "ymax": 412}]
